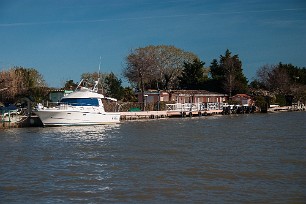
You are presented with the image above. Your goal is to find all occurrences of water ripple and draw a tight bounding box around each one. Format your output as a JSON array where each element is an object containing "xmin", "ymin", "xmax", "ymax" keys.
[{"xmin": 0, "ymin": 112, "xmax": 305, "ymax": 203}]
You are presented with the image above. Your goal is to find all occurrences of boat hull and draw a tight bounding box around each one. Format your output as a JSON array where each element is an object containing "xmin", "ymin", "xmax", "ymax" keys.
[{"xmin": 34, "ymin": 110, "xmax": 120, "ymax": 126}]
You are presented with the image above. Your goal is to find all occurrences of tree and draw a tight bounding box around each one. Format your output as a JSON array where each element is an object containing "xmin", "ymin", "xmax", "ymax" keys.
[
  {"xmin": 104, "ymin": 72, "xmax": 124, "ymax": 100},
  {"xmin": 249, "ymin": 80, "xmax": 263, "ymax": 90},
  {"xmin": 81, "ymin": 72, "xmax": 100, "ymax": 86},
  {"xmin": 255, "ymin": 64, "xmax": 290, "ymax": 94},
  {"xmin": 63, "ymin": 80, "xmax": 78, "ymax": 90},
  {"xmin": 209, "ymin": 49, "xmax": 248, "ymax": 97},
  {"xmin": 14, "ymin": 67, "xmax": 46, "ymax": 91},
  {"xmin": 277, "ymin": 63, "xmax": 306, "ymax": 85},
  {"xmin": 121, "ymin": 87, "xmax": 137, "ymax": 102},
  {"xmin": 210, "ymin": 59, "xmax": 224, "ymax": 81},
  {"xmin": 123, "ymin": 45, "xmax": 198, "ymax": 110},
  {"xmin": 124, "ymin": 47, "xmax": 155, "ymax": 95},
  {"xmin": 80, "ymin": 72, "xmax": 108, "ymax": 93},
  {"xmin": 79, "ymin": 71, "xmax": 135, "ymax": 102},
  {"xmin": 269, "ymin": 66, "xmax": 290, "ymax": 94},
  {"xmin": 253, "ymin": 63, "xmax": 306, "ymax": 104},
  {"xmin": 0, "ymin": 66, "xmax": 47, "ymax": 103},
  {"xmin": 123, "ymin": 45, "xmax": 199, "ymax": 90},
  {"xmin": 255, "ymin": 64, "xmax": 272, "ymax": 89},
  {"xmin": 178, "ymin": 59, "xmax": 208, "ymax": 89}
]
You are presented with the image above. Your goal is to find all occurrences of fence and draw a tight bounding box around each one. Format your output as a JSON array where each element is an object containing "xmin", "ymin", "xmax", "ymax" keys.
[
  {"xmin": 166, "ymin": 102, "xmax": 225, "ymax": 112},
  {"xmin": 1, "ymin": 110, "xmax": 24, "ymax": 128}
]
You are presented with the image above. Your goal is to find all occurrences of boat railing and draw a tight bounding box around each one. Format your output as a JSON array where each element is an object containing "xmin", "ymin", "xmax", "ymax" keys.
[
  {"xmin": 40, "ymin": 101, "xmax": 100, "ymax": 110},
  {"xmin": 58, "ymin": 103, "xmax": 70, "ymax": 110},
  {"xmin": 38, "ymin": 102, "xmax": 70, "ymax": 110}
]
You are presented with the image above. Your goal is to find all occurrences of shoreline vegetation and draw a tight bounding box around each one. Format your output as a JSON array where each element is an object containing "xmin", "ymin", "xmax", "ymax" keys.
[{"xmin": 1, "ymin": 47, "xmax": 306, "ymax": 129}]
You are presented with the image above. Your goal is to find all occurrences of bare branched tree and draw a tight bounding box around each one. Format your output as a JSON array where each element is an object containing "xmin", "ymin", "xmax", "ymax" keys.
[
  {"xmin": 123, "ymin": 45, "xmax": 198, "ymax": 91},
  {"xmin": 256, "ymin": 64, "xmax": 290, "ymax": 94},
  {"xmin": 0, "ymin": 67, "xmax": 47, "ymax": 103}
]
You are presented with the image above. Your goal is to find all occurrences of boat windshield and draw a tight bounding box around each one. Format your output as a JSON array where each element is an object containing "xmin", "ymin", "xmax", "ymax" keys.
[{"xmin": 60, "ymin": 98, "xmax": 99, "ymax": 106}]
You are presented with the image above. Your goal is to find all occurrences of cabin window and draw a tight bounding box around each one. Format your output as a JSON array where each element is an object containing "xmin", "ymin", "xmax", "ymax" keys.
[{"xmin": 60, "ymin": 98, "xmax": 99, "ymax": 106}]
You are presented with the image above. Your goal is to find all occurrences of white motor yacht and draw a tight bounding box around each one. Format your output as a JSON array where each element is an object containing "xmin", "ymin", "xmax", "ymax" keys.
[{"xmin": 34, "ymin": 79, "xmax": 120, "ymax": 126}]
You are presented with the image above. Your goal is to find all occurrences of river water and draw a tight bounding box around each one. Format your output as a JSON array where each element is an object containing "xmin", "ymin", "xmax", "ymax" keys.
[{"xmin": 0, "ymin": 112, "xmax": 305, "ymax": 203}]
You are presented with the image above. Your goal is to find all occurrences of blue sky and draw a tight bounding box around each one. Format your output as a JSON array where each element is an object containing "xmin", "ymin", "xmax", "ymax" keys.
[{"xmin": 1, "ymin": 0, "xmax": 306, "ymax": 87}]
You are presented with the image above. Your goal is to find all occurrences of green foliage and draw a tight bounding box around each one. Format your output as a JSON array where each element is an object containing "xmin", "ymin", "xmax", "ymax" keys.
[
  {"xmin": 63, "ymin": 80, "xmax": 78, "ymax": 90},
  {"xmin": 122, "ymin": 87, "xmax": 137, "ymax": 102},
  {"xmin": 251, "ymin": 63, "xmax": 306, "ymax": 105},
  {"xmin": 275, "ymin": 94, "xmax": 287, "ymax": 106},
  {"xmin": 178, "ymin": 59, "xmax": 208, "ymax": 89},
  {"xmin": 104, "ymin": 72, "xmax": 124, "ymax": 100},
  {"xmin": 27, "ymin": 87, "xmax": 49, "ymax": 103},
  {"xmin": 209, "ymin": 49, "xmax": 248, "ymax": 95},
  {"xmin": 210, "ymin": 59, "xmax": 224, "ymax": 81},
  {"xmin": 79, "ymin": 71, "xmax": 136, "ymax": 102},
  {"xmin": 278, "ymin": 63, "xmax": 306, "ymax": 85},
  {"xmin": 253, "ymin": 95, "xmax": 267, "ymax": 108},
  {"xmin": 249, "ymin": 80, "xmax": 264, "ymax": 89},
  {"xmin": 152, "ymin": 101, "xmax": 167, "ymax": 111}
]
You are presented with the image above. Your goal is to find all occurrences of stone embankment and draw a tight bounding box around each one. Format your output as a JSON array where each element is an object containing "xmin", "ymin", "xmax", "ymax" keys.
[{"xmin": 1, "ymin": 116, "xmax": 43, "ymax": 129}]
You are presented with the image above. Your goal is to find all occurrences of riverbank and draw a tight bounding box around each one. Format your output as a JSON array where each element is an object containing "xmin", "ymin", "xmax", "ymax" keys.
[
  {"xmin": 0, "ymin": 109, "xmax": 238, "ymax": 128},
  {"xmin": 1, "ymin": 106, "xmax": 305, "ymax": 129},
  {"xmin": 1, "ymin": 110, "xmax": 221, "ymax": 129},
  {"xmin": 268, "ymin": 105, "xmax": 305, "ymax": 112}
]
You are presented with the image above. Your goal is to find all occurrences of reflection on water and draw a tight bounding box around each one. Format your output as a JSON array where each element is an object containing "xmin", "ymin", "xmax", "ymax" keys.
[
  {"xmin": 3, "ymin": 124, "xmax": 121, "ymax": 142},
  {"xmin": 44, "ymin": 124, "xmax": 121, "ymax": 142},
  {"xmin": 0, "ymin": 112, "xmax": 305, "ymax": 203}
]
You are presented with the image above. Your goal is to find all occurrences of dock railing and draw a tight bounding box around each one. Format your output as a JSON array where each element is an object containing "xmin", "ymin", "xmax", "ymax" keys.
[
  {"xmin": 166, "ymin": 102, "xmax": 225, "ymax": 112},
  {"xmin": 1, "ymin": 109, "xmax": 23, "ymax": 124}
]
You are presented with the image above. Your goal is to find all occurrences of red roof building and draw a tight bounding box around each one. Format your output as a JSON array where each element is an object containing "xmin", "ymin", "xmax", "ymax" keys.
[{"xmin": 232, "ymin": 94, "xmax": 254, "ymax": 106}]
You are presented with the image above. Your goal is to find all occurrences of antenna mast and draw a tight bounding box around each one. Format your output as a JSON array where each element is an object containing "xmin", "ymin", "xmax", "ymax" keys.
[
  {"xmin": 98, "ymin": 56, "xmax": 101, "ymax": 79},
  {"xmin": 97, "ymin": 56, "xmax": 104, "ymax": 94}
]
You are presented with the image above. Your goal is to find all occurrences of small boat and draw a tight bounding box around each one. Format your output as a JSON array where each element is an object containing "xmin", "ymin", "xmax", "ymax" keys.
[{"xmin": 34, "ymin": 79, "xmax": 120, "ymax": 126}]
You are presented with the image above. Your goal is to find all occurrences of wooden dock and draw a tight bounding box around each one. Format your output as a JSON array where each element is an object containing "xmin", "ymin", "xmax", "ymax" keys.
[
  {"xmin": 166, "ymin": 110, "xmax": 223, "ymax": 117},
  {"xmin": 120, "ymin": 110, "xmax": 223, "ymax": 120},
  {"xmin": 120, "ymin": 111, "xmax": 168, "ymax": 120}
]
